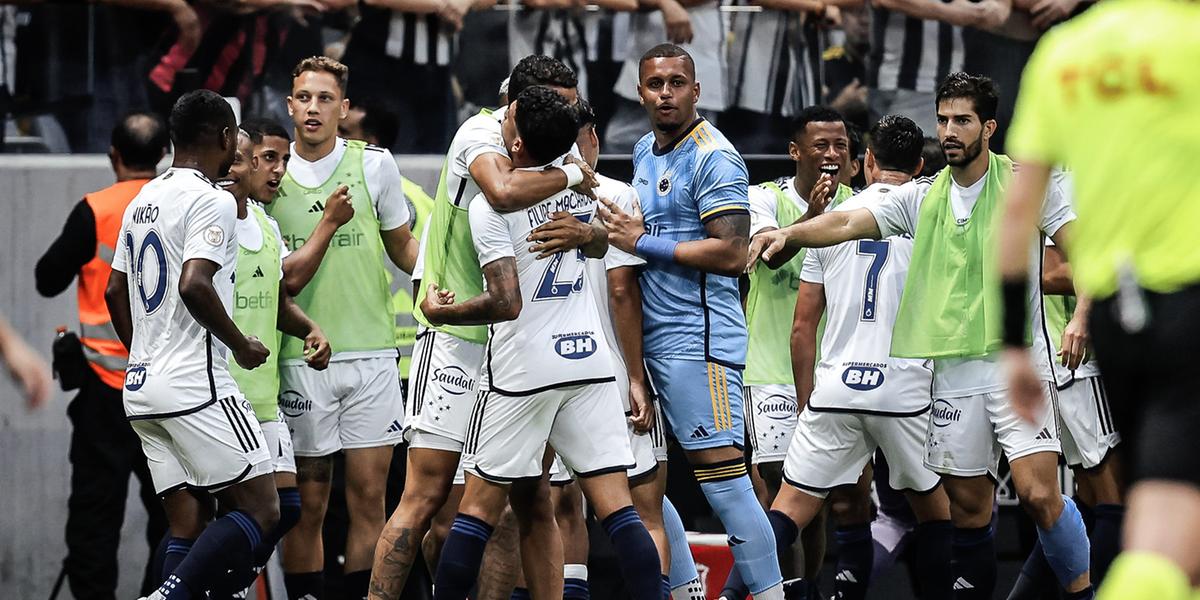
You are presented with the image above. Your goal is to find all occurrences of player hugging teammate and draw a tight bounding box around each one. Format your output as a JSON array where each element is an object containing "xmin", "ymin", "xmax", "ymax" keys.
[{"xmin": 110, "ymin": 48, "xmax": 1132, "ymax": 600}]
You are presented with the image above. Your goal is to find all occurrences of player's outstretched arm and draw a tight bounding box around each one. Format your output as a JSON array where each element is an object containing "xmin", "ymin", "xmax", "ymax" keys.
[
  {"xmin": 276, "ymin": 282, "xmax": 331, "ymax": 371},
  {"xmin": 382, "ymin": 224, "xmax": 420, "ymax": 274},
  {"xmin": 790, "ymin": 281, "xmax": 825, "ymax": 410},
  {"xmin": 105, "ymin": 269, "xmax": 134, "ymax": 350},
  {"xmin": 179, "ymin": 258, "xmax": 269, "ymax": 370},
  {"xmin": 282, "ymin": 185, "xmax": 353, "ymax": 296},
  {"xmin": 749, "ymin": 208, "xmax": 882, "ymax": 271},
  {"xmin": 420, "ymin": 258, "xmax": 522, "ymax": 326},
  {"xmin": 470, "ymin": 153, "xmax": 598, "ymax": 213}
]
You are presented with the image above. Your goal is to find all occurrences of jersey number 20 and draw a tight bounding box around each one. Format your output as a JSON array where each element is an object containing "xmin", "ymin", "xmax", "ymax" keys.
[
  {"xmin": 856, "ymin": 240, "xmax": 890, "ymax": 322},
  {"xmin": 126, "ymin": 230, "xmax": 168, "ymax": 314}
]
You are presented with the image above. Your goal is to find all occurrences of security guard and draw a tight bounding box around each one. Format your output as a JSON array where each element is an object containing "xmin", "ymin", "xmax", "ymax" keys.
[{"xmin": 35, "ymin": 112, "xmax": 170, "ymax": 600}]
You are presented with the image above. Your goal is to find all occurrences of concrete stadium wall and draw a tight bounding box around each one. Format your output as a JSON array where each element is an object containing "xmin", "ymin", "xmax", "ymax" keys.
[{"xmin": 0, "ymin": 155, "xmax": 445, "ymax": 599}]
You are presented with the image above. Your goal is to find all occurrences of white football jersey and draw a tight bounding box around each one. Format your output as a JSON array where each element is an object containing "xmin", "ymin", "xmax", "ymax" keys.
[
  {"xmin": 584, "ymin": 174, "xmax": 646, "ymax": 410},
  {"xmin": 800, "ymin": 182, "xmax": 933, "ymax": 415},
  {"xmin": 112, "ymin": 167, "xmax": 242, "ymax": 417},
  {"xmin": 468, "ymin": 187, "xmax": 614, "ymax": 395}
]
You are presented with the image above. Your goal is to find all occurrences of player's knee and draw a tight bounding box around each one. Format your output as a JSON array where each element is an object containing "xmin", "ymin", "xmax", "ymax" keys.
[
  {"xmin": 756, "ymin": 461, "xmax": 784, "ymax": 489},
  {"xmin": 1017, "ymin": 483, "xmax": 1065, "ymax": 528},
  {"xmin": 399, "ymin": 485, "xmax": 451, "ymax": 525},
  {"xmin": 829, "ymin": 490, "xmax": 872, "ymax": 526},
  {"xmin": 245, "ymin": 495, "xmax": 281, "ymax": 533}
]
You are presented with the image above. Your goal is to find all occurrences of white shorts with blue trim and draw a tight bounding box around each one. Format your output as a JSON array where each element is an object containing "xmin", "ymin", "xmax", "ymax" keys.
[
  {"xmin": 465, "ymin": 382, "xmax": 634, "ymax": 483},
  {"xmin": 131, "ymin": 395, "xmax": 273, "ymax": 494}
]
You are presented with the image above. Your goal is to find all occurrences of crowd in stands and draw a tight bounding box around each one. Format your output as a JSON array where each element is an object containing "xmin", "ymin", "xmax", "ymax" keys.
[{"xmin": 0, "ymin": 0, "xmax": 1088, "ymax": 155}]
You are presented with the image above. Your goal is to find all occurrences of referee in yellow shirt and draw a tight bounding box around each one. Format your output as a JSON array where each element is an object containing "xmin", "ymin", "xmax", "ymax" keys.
[{"xmin": 997, "ymin": 2, "xmax": 1200, "ymax": 600}]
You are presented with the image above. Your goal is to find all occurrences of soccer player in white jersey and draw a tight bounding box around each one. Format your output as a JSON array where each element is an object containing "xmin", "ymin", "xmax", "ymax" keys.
[
  {"xmin": 535, "ymin": 98, "xmax": 707, "ymax": 600},
  {"xmin": 749, "ymin": 74, "xmax": 1094, "ymax": 600},
  {"xmin": 371, "ymin": 55, "xmax": 601, "ymax": 600},
  {"xmin": 420, "ymin": 85, "xmax": 663, "ymax": 600},
  {"xmin": 762, "ymin": 116, "xmax": 953, "ymax": 600},
  {"xmin": 106, "ymin": 90, "xmax": 278, "ymax": 600}
]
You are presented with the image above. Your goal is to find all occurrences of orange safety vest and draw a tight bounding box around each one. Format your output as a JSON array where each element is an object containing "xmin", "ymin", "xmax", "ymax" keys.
[{"xmin": 78, "ymin": 179, "xmax": 148, "ymax": 389}]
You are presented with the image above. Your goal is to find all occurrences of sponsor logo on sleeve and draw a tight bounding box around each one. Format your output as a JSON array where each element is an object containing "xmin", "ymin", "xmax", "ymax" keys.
[
  {"xmin": 554, "ymin": 333, "xmax": 597, "ymax": 360},
  {"xmin": 204, "ymin": 225, "xmax": 225, "ymax": 246}
]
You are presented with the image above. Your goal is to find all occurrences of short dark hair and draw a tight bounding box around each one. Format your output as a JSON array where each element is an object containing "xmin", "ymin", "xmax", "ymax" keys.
[
  {"xmin": 168, "ymin": 90, "xmax": 235, "ymax": 150},
  {"xmin": 848, "ymin": 123, "xmax": 864, "ymax": 161},
  {"xmin": 920, "ymin": 136, "xmax": 947, "ymax": 177},
  {"xmin": 935, "ymin": 72, "xmax": 999, "ymax": 122},
  {"xmin": 293, "ymin": 55, "xmax": 349, "ymax": 94},
  {"xmin": 111, "ymin": 111, "xmax": 168, "ymax": 171},
  {"xmin": 639, "ymin": 43, "xmax": 695, "ymax": 79},
  {"xmin": 514, "ymin": 85, "xmax": 579, "ymax": 165},
  {"xmin": 867, "ymin": 115, "xmax": 924, "ymax": 173},
  {"xmin": 790, "ymin": 105, "xmax": 846, "ymax": 142},
  {"xmin": 509, "ymin": 55, "xmax": 578, "ymax": 99},
  {"xmin": 354, "ymin": 100, "xmax": 401, "ymax": 149},
  {"xmin": 575, "ymin": 97, "xmax": 596, "ymax": 129},
  {"xmin": 240, "ymin": 117, "xmax": 291, "ymax": 145}
]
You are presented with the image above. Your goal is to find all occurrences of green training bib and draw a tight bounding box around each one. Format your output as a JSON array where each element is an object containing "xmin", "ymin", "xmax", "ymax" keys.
[
  {"xmin": 269, "ymin": 140, "xmax": 397, "ymax": 359},
  {"xmin": 229, "ymin": 204, "xmax": 284, "ymax": 422}
]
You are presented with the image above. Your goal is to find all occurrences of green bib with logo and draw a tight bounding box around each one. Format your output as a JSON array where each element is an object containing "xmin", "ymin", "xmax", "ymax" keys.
[
  {"xmin": 745, "ymin": 180, "xmax": 852, "ymax": 385},
  {"xmin": 268, "ymin": 140, "xmax": 397, "ymax": 359},
  {"xmin": 413, "ymin": 110, "xmax": 493, "ymax": 345},
  {"xmin": 229, "ymin": 204, "xmax": 284, "ymax": 422},
  {"xmin": 890, "ymin": 153, "xmax": 1022, "ymax": 359}
]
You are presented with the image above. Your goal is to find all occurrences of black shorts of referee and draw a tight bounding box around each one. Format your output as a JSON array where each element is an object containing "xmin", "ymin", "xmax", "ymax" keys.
[{"xmin": 1091, "ymin": 283, "xmax": 1200, "ymax": 486}]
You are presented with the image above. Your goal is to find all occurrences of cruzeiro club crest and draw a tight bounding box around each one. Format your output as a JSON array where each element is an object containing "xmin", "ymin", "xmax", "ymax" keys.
[{"xmin": 657, "ymin": 174, "xmax": 672, "ymax": 196}]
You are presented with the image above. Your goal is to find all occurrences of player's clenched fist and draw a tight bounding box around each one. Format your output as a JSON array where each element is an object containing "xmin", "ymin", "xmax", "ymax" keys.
[
  {"xmin": 598, "ymin": 196, "xmax": 644, "ymax": 254},
  {"xmin": 234, "ymin": 335, "xmax": 271, "ymax": 370},
  {"xmin": 323, "ymin": 184, "xmax": 354, "ymax": 226},
  {"xmin": 303, "ymin": 327, "xmax": 332, "ymax": 371},
  {"xmin": 746, "ymin": 229, "xmax": 788, "ymax": 273},
  {"xmin": 419, "ymin": 283, "xmax": 457, "ymax": 326}
]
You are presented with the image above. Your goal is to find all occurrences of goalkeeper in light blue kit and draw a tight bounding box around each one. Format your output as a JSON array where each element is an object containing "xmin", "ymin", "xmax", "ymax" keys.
[{"xmin": 600, "ymin": 43, "xmax": 784, "ymax": 600}]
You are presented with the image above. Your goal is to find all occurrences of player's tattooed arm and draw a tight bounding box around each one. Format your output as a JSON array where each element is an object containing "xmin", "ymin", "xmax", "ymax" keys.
[
  {"xmin": 470, "ymin": 153, "xmax": 598, "ymax": 213},
  {"xmin": 420, "ymin": 258, "xmax": 522, "ymax": 326},
  {"xmin": 790, "ymin": 281, "xmax": 825, "ymax": 410},
  {"xmin": 276, "ymin": 282, "xmax": 331, "ymax": 370},
  {"xmin": 179, "ymin": 259, "xmax": 270, "ymax": 370},
  {"xmin": 669, "ymin": 211, "xmax": 752, "ymax": 278}
]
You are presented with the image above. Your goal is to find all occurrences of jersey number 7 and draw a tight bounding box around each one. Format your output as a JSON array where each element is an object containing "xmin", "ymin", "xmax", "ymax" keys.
[{"xmin": 856, "ymin": 240, "xmax": 890, "ymax": 322}]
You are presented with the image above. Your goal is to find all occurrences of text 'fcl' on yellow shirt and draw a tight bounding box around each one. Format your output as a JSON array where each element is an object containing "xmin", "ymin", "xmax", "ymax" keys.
[{"xmin": 1006, "ymin": 0, "xmax": 1200, "ymax": 298}]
